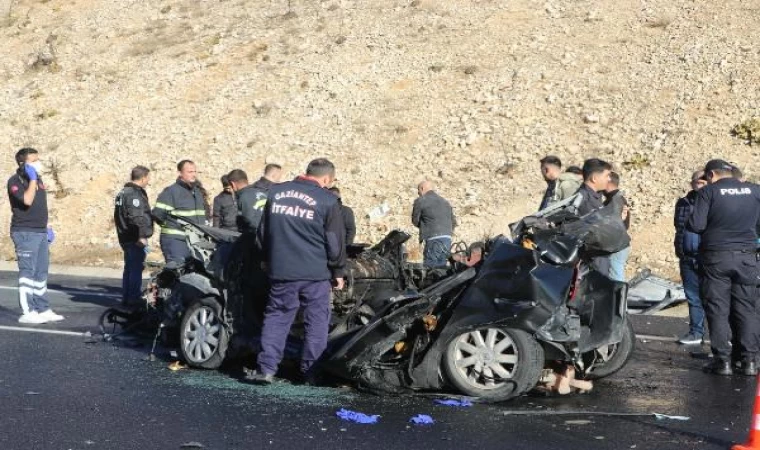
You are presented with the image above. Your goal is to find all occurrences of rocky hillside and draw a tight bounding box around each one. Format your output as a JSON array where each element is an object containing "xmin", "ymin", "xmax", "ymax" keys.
[{"xmin": 1, "ymin": 0, "xmax": 759, "ymax": 277}]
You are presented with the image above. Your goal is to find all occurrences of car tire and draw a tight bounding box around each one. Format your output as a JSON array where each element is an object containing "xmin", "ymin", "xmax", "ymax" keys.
[
  {"xmin": 179, "ymin": 297, "xmax": 229, "ymax": 369},
  {"xmin": 443, "ymin": 327, "xmax": 544, "ymax": 402},
  {"xmin": 583, "ymin": 318, "xmax": 635, "ymax": 380}
]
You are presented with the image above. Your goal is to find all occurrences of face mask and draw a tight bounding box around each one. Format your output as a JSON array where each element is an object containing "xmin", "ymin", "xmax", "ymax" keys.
[{"xmin": 28, "ymin": 161, "xmax": 43, "ymax": 173}]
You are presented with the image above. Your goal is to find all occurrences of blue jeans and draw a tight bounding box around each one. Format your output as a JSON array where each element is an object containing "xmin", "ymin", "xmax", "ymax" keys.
[
  {"xmin": 680, "ymin": 256, "xmax": 705, "ymax": 337},
  {"xmin": 121, "ymin": 242, "xmax": 146, "ymax": 302},
  {"xmin": 11, "ymin": 231, "xmax": 50, "ymax": 314},
  {"xmin": 423, "ymin": 236, "xmax": 452, "ymax": 268},
  {"xmin": 257, "ymin": 280, "xmax": 332, "ymax": 376},
  {"xmin": 608, "ymin": 246, "xmax": 631, "ymax": 282}
]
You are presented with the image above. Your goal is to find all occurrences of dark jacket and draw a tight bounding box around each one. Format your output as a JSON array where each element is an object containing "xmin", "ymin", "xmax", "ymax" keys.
[
  {"xmin": 114, "ymin": 183, "xmax": 153, "ymax": 244},
  {"xmin": 411, "ymin": 191, "xmax": 456, "ymax": 242},
  {"xmin": 236, "ymin": 184, "xmax": 270, "ymax": 234},
  {"xmin": 686, "ymin": 178, "xmax": 760, "ymax": 252},
  {"xmin": 7, "ymin": 171, "xmax": 48, "ymax": 233},
  {"xmin": 605, "ymin": 189, "xmax": 631, "ymax": 230},
  {"xmin": 258, "ymin": 177, "xmax": 346, "ymax": 281},
  {"xmin": 212, "ymin": 190, "xmax": 237, "ymax": 231},
  {"xmin": 674, "ymin": 190, "xmax": 701, "ymax": 258},
  {"xmin": 252, "ymin": 177, "xmax": 273, "ymax": 191},
  {"xmin": 152, "ymin": 179, "xmax": 209, "ymax": 240},
  {"xmin": 340, "ymin": 201, "xmax": 357, "ymax": 245},
  {"xmin": 576, "ymin": 183, "xmax": 605, "ymax": 217}
]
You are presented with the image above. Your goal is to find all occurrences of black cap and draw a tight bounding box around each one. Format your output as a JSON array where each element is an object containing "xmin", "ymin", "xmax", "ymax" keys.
[{"xmin": 704, "ymin": 159, "xmax": 734, "ymax": 173}]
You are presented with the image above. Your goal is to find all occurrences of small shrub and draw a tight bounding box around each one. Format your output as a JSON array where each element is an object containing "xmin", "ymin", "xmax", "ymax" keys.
[
  {"xmin": 732, "ymin": 118, "xmax": 760, "ymax": 145},
  {"xmin": 623, "ymin": 154, "xmax": 651, "ymax": 170}
]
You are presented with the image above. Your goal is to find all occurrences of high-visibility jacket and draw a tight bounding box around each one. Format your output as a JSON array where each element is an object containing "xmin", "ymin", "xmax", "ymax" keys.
[{"xmin": 151, "ymin": 179, "xmax": 209, "ymax": 240}]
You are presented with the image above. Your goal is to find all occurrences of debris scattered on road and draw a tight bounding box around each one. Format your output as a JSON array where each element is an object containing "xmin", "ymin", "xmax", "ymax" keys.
[
  {"xmin": 434, "ymin": 398, "xmax": 473, "ymax": 407},
  {"xmin": 335, "ymin": 408, "xmax": 379, "ymax": 424},
  {"xmin": 410, "ymin": 414, "xmax": 435, "ymax": 425},
  {"xmin": 168, "ymin": 361, "xmax": 187, "ymax": 371},
  {"xmin": 179, "ymin": 442, "xmax": 205, "ymax": 448},
  {"xmin": 170, "ymin": 351, "xmax": 178, "ymax": 358}
]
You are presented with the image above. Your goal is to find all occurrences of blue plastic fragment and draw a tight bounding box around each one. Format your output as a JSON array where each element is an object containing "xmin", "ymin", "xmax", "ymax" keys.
[
  {"xmin": 410, "ymin": 414, "xmax": 435, "ymax": 425},
  {"xmin": 335, "ymin": 408, "xmax": 380, "ymax": 424},
  {"xmin": 434, "ymin": 398, "xmax": 473, "ymax": 407}
]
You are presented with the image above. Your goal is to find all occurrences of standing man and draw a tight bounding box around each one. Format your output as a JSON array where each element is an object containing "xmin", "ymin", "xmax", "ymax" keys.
[
  {"xmin": 687, "ymin": 160, "xmax": 760, "ymax": 376},
  {"xmin": 577, "ymin": 158, "xmax": 612, "ymax": 216},
  {"xmin": 674, "ymin": 170, "xmax": 707, "ymax": 345},
  {"xmin": 7, "ymin": 148, "xmax": 64, "ymax": 324},
  {"xmin": 152, "ymin": 160, "xmax": 210, "ymax": 264},
  {"xmin": 212, "ymin": 175, "xmax": 237, "ymax": 231},
  {"xmin": 252, "ymin": 163, "xmax": 283, "ymax": 191},
  {"xmin": 228, "ymin": 169, "xmax": 267, "ymax": 234},
  {"xmin": 247, "ymin": 158, "xmax": 346, "ymax": 384},
  {"xmin": 539, "ymin": 156, "xmax": 582, "ymax": 210},
  {"xmin": 605, "ymin": 172, "xmax": 631, "ymax": 282},
  {"xmin": 328, "ymin": 187, "xmax": 357, "ymax": 245},
  {"xmin": 412, "ymin": 180, "xmax": 456, "ymax": 268},
  {"xmin": 114, "ymin": 166, "xmax": 153, "ymax": 308}
]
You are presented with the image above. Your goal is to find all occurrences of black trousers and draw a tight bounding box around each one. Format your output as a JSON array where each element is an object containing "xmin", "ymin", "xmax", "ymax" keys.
[{"xmin": 701, "ymin": 250, "xmax": 760, "ymax": 361}]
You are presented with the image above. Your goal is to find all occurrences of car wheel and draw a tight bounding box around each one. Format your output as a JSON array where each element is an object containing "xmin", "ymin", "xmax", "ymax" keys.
[
  {"xmin": 180, "ymin": 297, "xmax": 229, "ymax": 369},
  {"xmin": 583, "ymin": 318, "xmax": 635, "ymax": 380},
  {"xmin": 443, "ymin": 327, "xmax": 544, "ymax": 402}
]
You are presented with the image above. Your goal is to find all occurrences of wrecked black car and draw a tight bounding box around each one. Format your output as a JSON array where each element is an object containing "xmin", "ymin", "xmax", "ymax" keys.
[
  {"xmin": 101, "ymin": 193, "xmax": 634, "ymax": 402},
  {"xmin": 322, "ymin": 194, "xmax": 635, "ymax": 401}
]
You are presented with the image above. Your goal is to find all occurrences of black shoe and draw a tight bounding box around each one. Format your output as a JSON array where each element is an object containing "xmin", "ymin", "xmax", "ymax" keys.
[
  {"xmin": 703, "ymin": 359, "xmax": 733, "ymax": 376},
  {"xmin": 739, "ymin": 360, "xmax": 758, "ymax": 377},
  {"xmin": 243, "ymin": 371, "xmax": 274, "ymax": 385}
]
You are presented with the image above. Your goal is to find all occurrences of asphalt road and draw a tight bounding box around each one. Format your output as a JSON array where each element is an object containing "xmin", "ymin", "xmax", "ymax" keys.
[{"xmin": 0, "ymin": 270, "xmax": 756, "ymax": 450}]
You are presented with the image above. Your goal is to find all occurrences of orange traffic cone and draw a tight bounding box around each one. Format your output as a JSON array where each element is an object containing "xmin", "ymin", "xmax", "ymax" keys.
[{"xmin": 733, "ymin": 374, "xmax": 760, "ymax": 450}]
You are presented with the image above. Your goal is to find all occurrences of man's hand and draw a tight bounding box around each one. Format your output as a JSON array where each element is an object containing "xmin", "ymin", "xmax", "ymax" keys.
[
  {"xmin": 333, "ymin": 277, "xmax": 345, "ymax": 290},
  {"xmin": 24, "ymin": 164, "xmax": 38, "ymax": 181},
  {"xmin": 137, "ymin": 238, "xmax": 149, "ymax": 248},
  {"xmin": 622, "ymin": 205, "xmax": 630, "ymax": 221}
]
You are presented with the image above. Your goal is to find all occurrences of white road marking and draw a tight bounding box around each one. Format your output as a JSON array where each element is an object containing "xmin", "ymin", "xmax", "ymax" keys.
[
  {"xmin": 637, "ymin": 333, "xmax": 711, "ymax": 344},
  {"xmin": 0, "ymin": 325, "xmax": 90, "ymax": 337},
  {"xmin": 0, "ymin": 285, "xmax": 120, "ymax": 299}
]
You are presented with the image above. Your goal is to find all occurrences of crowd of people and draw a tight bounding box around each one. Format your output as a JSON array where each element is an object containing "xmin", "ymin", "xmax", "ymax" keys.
[{"xmin": 5, "ymin": 146, "xmax": 760, "ymax": 380}]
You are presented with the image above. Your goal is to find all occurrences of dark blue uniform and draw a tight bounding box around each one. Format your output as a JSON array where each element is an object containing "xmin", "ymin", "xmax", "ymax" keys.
[
  {"xmin": 256, "ymin": 176, "xmax": 346, "ymax": 377},
  {"xmin": 687, "ymin": 177, "xmax": 760, "ymax": 365}
]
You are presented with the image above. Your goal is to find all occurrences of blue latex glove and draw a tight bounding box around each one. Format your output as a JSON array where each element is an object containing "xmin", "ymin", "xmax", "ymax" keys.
[
  {"xmin": 24, "ymin": 164, "xmax": 38, "ymax": 181},
  {"xmin": 409, "ymin": 414, "xmax": 434, "ymax": 425},
  {"xmin": 335, "ymin": 408, "xmax": 379, "ymax": 424},
  {"xmin": 144, "ymin": 245, "xmax": 151, "ymax": 255},
  {"xmin": 47, "ymin": 227, "xmax": 55, "ymax": 244},
  {"xmin": 434, "ymin": 398, "xmax": 473, "ymax": 407}
]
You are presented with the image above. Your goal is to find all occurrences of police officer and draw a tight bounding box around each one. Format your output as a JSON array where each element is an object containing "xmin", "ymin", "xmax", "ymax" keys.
[
  {"xmin": 227, "ymin": 169, "xmax": 269, "ymax": 234},
  {"xmin": 246, "ymin": 158, "xmax": 346, "ymax": 384},
  {"xmin": 114, "ymin": 166, "xmax": 154, "ymax": 308},
  {"xmin": 152, "ymin": 160, "xmax": 210, "ymax": 264},
  {"xmin": 687, "ymin": 159, "xmax": 760, "ymax": 376}
]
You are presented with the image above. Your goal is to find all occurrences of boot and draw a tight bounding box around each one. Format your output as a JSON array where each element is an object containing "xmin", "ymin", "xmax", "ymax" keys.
[
  {"xmin": 703, "ymin": 359, "xmax": 733, "ymax": 376},
  {"xmin": 739, "ymin": 359, "xmax": 758, "ymax": 377}
]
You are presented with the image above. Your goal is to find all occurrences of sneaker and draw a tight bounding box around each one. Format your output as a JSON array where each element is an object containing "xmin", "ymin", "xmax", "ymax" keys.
[
  {"xmin": 678, "ymin": 333, "xmax": 703, "ymax": 345},
  {"xmin": 38, "ymin": 309, "xmax": 64, "ymax": 322},
  {"xmin": 243, "ymin": 371, "xmax": 274, "ymax": 385},
  {"xmin": 18, "ymin": 311, "xmax": 48, "ymax": 324}
]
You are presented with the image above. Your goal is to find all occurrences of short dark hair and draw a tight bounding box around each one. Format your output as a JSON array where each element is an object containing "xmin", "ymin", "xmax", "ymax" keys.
[
  {"xmin": 177, "ymin": 159, "xmax": 194, "ymax": 171},
  {"xmin": 227, "ymin": 169, "xmax": 248, "ymax": 184},
  {"xmin": 130, "ymin": 165, "xmax": 150, "ymax": 181},
  {"xmin": 582, "ymin": 158, "xmax": 612, "ymax": 181},
  {"xmin": 566, "ymin": 166, "xmax": 583, "ymax": 175},
  {"xmin": 608, "ymin": 171, "xmax": 620, "ymax": 186},
  {"xmin": 306, "ymin": 158, "xmax": 336, "ymax": 178},
  {"xmin": 264, "ymin": 164, "xmax": 282, "ymax": 176},
  {"xmin": 328, "ymin": 186, "xmax": 341, "ymax": 196},
  {"xmin": 221, "ymin": 174, "xmax": 230, "ymax": 187},
  {"xmin": 15, "ymin": 147, "xmax": 38, "ymax": 165},
  {"xmin": 539, "ymin": 155, "xmax": 562, "ymax": 168}
]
